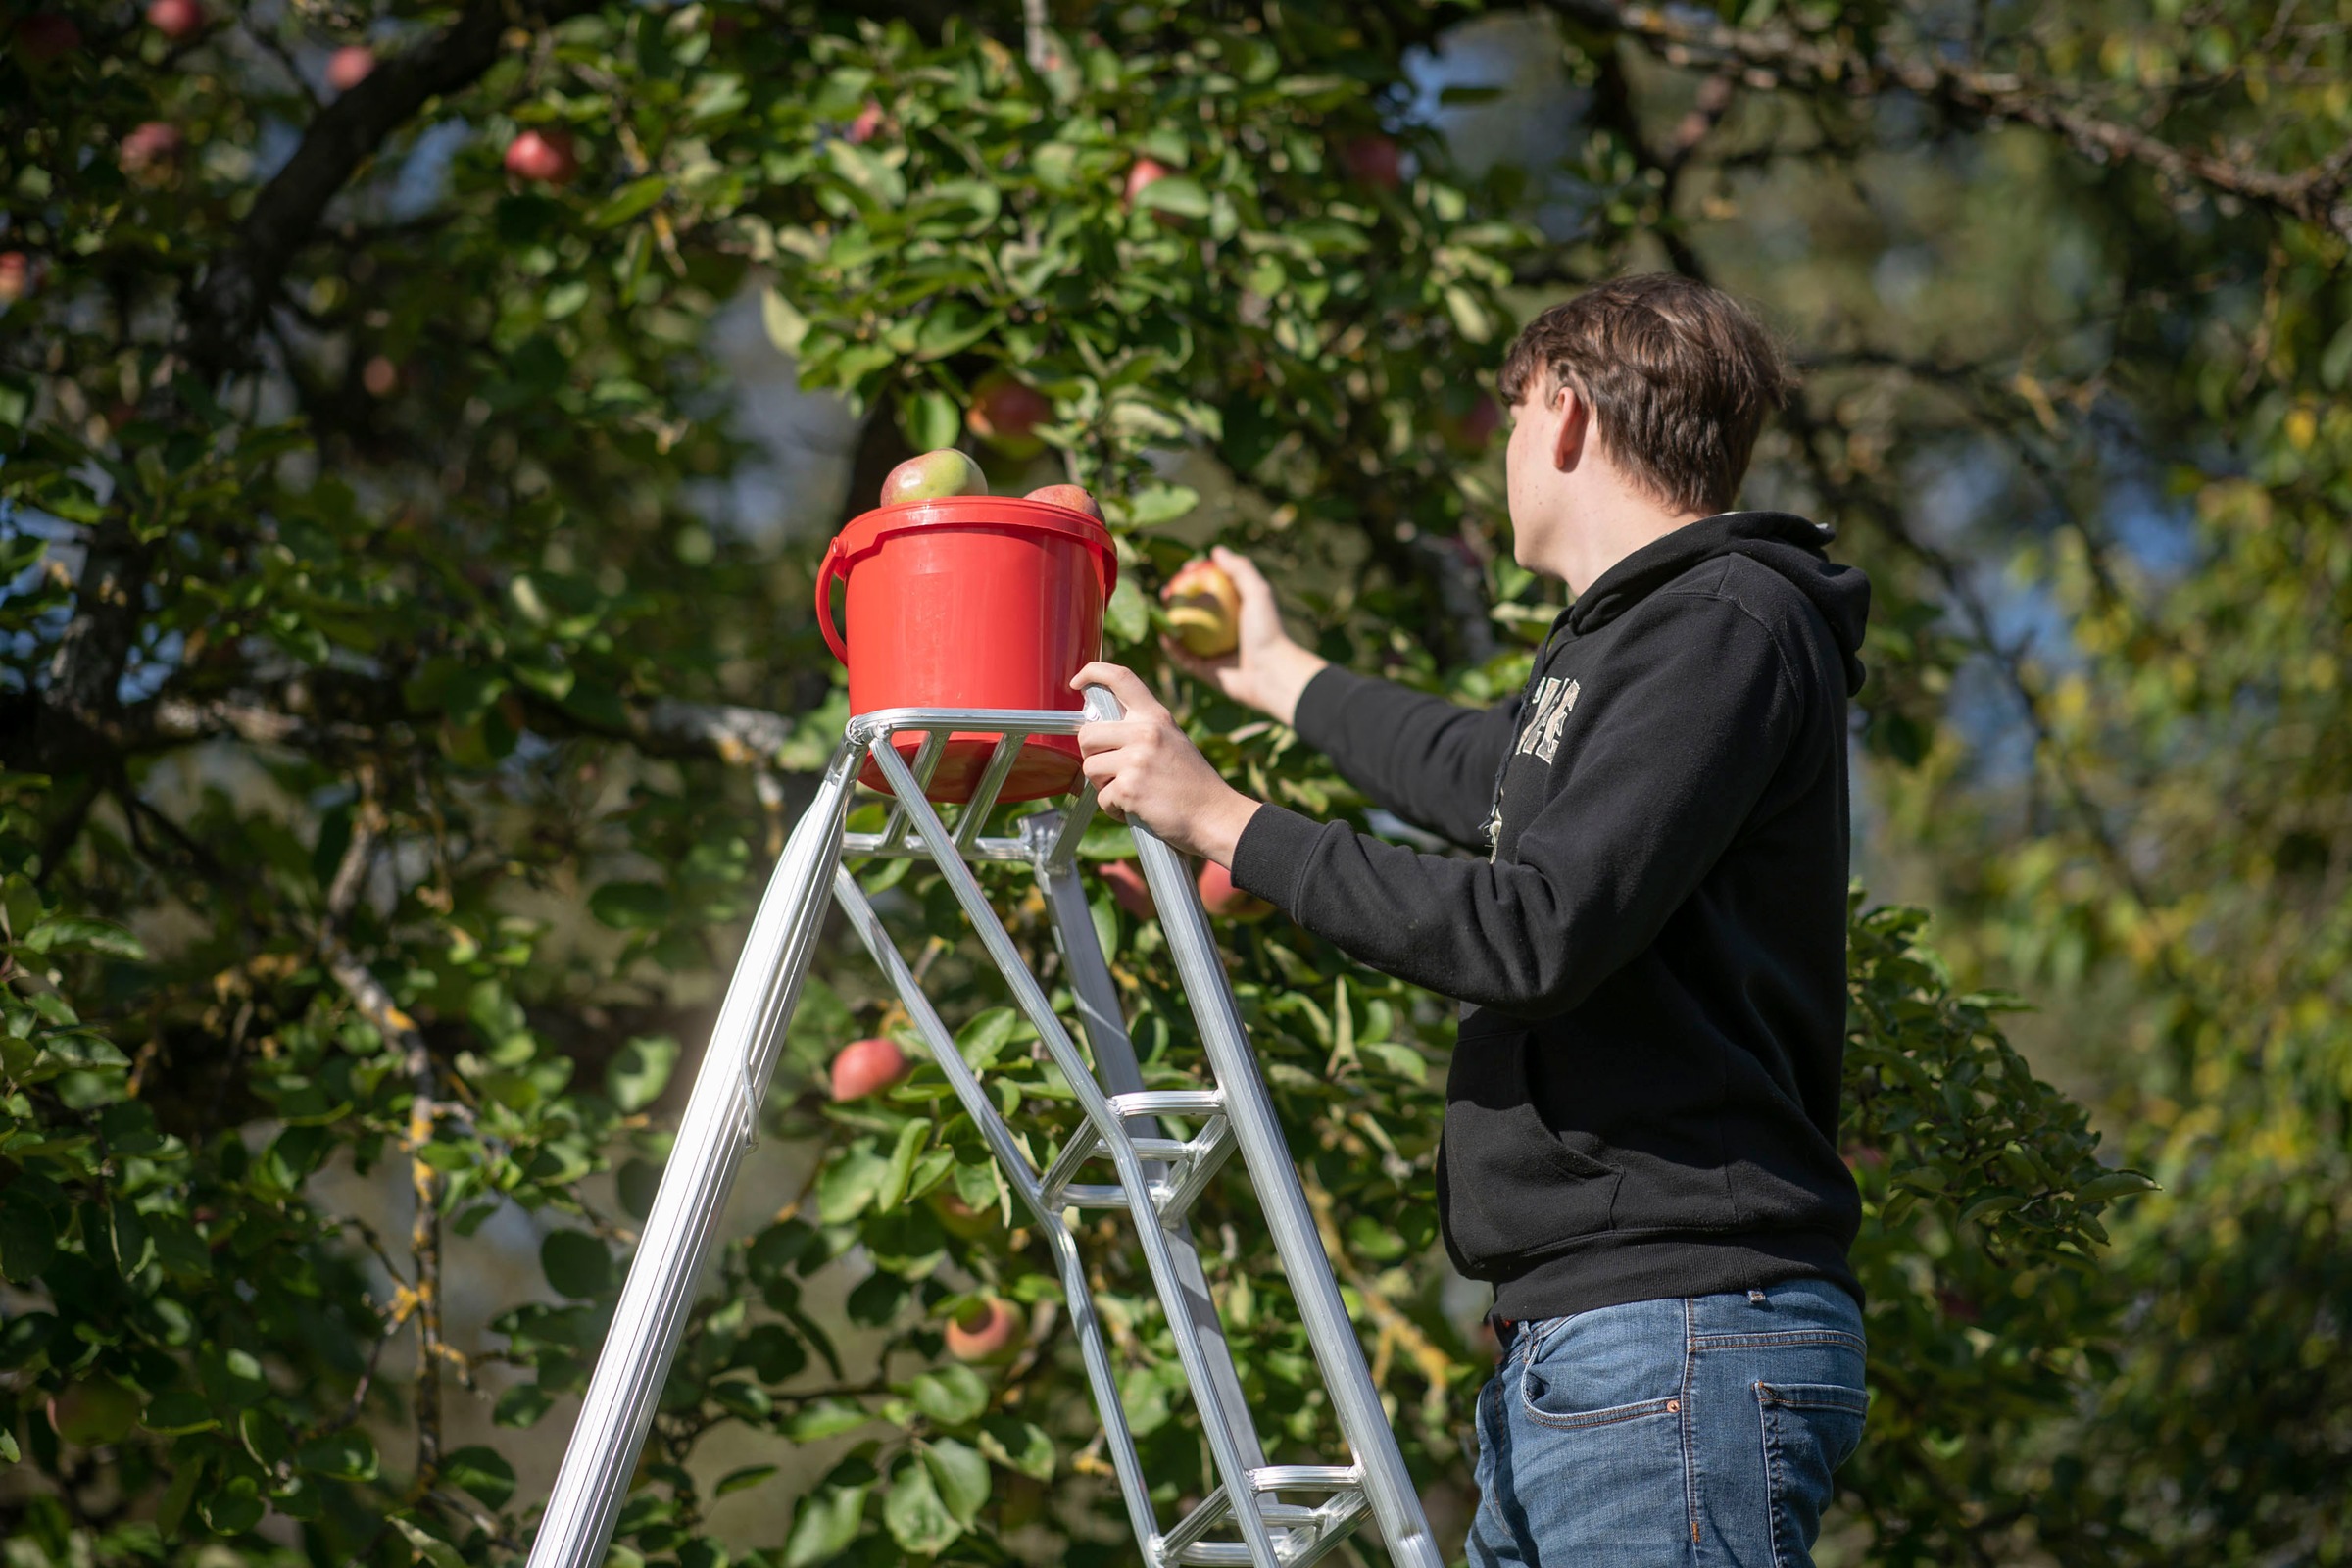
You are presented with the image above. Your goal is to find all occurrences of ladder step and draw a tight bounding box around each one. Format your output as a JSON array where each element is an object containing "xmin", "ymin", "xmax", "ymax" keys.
[{"xmin": 1155, "ymin": 1467, "xmax": 1370, "ymax": 1568}]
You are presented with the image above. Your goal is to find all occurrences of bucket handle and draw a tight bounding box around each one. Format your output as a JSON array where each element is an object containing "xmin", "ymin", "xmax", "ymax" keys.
[{"xmin": 814, "ymin": 537, "xmax": 850, "ymax": 663}]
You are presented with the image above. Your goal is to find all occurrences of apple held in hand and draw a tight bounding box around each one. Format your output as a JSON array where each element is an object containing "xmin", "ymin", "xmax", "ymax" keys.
[
  {"xmin": 830, "ymin": 1036, "xmax": 909, "ymax": 1101},
  {"xmin": 879, "ymin": 448, "xmax": 988, "ymax": 506},
  {"xmin": 944, "ymin": 1296, "xmax": 1022, "ymax": 1362},
  {"xmin": 1162, "ymin": 558, "xmax": 1241, "ymax": 658},
  {"xmin": 1197, "ymin": 860, "xmax": 1272, "ymax": 922},
  {"xmin": 966, "ymin": 373, "xmax": 1053, "ymax": 457},
  {"xmin": 1026, "ymin": 483, "xmax": 1102, "ymax": 520},
  {"xmin": 504, "ymin": 127, "xmax": 578, "ymax": 185},
  {"xmin": 1097, "ymin": 858, "xmax": 1153, "ymax": 919}
]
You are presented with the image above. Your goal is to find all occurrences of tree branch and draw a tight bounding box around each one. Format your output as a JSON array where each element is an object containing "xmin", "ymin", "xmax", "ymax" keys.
[{"xmin": 1545, "ymin": 0, "xmax": 2352, "ymax": 240}]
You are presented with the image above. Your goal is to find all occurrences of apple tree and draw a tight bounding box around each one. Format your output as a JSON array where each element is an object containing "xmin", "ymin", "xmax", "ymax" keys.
[{"xmin": 1, "ymin": 3, "xmax": 2162, "ymax": 1566}]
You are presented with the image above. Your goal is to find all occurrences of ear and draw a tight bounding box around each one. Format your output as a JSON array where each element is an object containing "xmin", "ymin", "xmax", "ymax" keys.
[{"xmin": 1547, "ymin": 379, "xmax": 1590, "ymax": 474}]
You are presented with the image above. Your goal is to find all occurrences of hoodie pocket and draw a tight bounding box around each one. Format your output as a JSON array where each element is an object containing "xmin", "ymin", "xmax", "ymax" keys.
[{"xmin": 1438, "ymin": 1028, "xmax": 1622, "ymax": 1275}]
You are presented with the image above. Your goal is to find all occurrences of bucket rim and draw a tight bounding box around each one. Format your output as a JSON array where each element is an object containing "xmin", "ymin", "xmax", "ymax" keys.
[{"xmin": 829, "ymin": 493, "xmax": 1115, "ymax": 564}]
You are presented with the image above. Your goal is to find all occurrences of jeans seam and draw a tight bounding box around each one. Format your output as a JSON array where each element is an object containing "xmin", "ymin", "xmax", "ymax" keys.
[
  {"xmin": 1757, "ymin": 1382, "xmax": 1787, "ymax": 1568},
  {"xmin": 1690, "ymin": 1331, "xmax": 1867, "ymax": 1351},
  {"xmin": 1681, "ymin": 1297, "xmax": 1699, "ymax": 1559}
]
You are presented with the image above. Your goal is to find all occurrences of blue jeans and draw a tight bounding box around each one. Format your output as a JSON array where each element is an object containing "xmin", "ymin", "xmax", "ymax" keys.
[{"xmin": 1469, "ymin": 1279, "xmax": 1867, "ymax": 1568}]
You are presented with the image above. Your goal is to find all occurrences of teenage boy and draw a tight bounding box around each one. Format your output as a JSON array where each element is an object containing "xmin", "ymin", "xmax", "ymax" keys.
[{"xmin": 1072, "ymin": 272, "xmax": 1873, "ymax": 1566}]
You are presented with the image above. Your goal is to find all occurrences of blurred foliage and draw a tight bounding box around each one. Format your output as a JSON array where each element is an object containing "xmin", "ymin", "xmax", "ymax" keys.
[{"xmin": 3, "ymin": 0, "xmax": 2341, "ymax": 1564}]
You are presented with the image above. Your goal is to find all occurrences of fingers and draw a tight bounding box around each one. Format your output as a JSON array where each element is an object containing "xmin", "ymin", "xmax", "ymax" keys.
[
  {"xmin": 1160, "ymin": 635, "xmax": 1236, "ymax": 684},
  {"xmin": 1210, "ymin": 545, "xmax": 1275, "ymax": 605},
  {"xmin": 1070, "ymin": 661, "xmax": 1167, "ymax": 720},
  {"xmin": 1076, "ymin": 718, "xmax": 1152, "ymax": 758}
]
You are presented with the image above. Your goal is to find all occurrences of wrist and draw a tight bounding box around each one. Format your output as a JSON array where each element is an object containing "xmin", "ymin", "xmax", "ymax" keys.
[
  {"xmin": 1194, "ymin": 788, "xmax": 1264, "ymax": 866},
  {"xmin": 1260, "ymin": 644, "xmax": 1329, "ymax": 728}
]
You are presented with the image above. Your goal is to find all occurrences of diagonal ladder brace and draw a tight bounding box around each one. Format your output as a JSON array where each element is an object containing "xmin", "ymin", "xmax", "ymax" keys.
[{"xmin": 526, "ymin": 691, "xmax": 1443, "ymax": 1568}]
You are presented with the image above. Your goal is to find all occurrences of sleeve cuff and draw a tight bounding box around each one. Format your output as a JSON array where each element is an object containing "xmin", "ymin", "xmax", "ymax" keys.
[{"xmin": 1229, "ymin": 803, "xmax": 1329, "ymax": 919}]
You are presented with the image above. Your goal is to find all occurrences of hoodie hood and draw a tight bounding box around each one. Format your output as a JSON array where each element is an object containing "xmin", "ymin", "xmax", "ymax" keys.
[{"xmin": 1567, "ymin": 511, "xmax": 1871, "ymax": 695}]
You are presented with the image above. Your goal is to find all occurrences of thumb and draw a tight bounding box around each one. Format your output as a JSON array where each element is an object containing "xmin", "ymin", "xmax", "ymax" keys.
[{"xmin": 1211, "ymin": 546, "xmax": 1276, "ymax": 609}]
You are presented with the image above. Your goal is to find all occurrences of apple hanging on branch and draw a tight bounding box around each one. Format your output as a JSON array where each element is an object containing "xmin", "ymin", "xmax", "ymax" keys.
[
  {"xmin": 943, "ymin": 1296, "xmax": 1022, "ymax": 1362},
  {"xmin": 1096, "ymin": 858, "xmax": 1153, "ymax": 919},
  {"xmin": 1197, "ymin": 860, "xmax": 1273, "ymax": 922},
  {"xmin": 1162, "ymin": 558, "xmax": 1241, "ymax": 658},
  {"xmin": 325, "ymin": 45, "xmax": 375, "ymax": 91},
  {"xmin": 879, "ymin": 448, "xmax": 989, "ymax": 506},
  {"xmin": 504, "ymin": 127, "xmax": 578, "ymax": 186},
  {"xmin": 966, "ymin": 372, "xmax": 1053, "ymax": 458},
  {"xmin": 145, "ymin": 0, "xmax": 205, "ymax": 40},
  {"xmin": 830, "ymin": 1037, "xmax": 910, "ymax": 1102}
]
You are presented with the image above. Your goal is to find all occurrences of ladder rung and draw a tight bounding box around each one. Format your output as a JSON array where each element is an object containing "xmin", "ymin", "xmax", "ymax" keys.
[{"xmin": 1108, "ymin": 1089, "xmax": 1225, "ymax": 1119}]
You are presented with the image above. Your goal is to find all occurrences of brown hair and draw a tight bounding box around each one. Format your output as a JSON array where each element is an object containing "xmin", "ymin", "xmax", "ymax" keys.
[{"xmin": 1496, "ymin": 273, "xmax": 1793, "ymax": 515}]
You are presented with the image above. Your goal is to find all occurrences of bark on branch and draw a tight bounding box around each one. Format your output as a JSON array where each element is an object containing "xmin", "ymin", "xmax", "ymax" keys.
[{"xmin": 1547, "ymin": 0, "xmax": 2352, "ymax": 241}]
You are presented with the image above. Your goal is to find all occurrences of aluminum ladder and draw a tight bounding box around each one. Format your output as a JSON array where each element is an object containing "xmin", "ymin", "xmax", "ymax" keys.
[{"xmin": 525, "ymin": 691, "xmax": 1445, "ymax": 1568}]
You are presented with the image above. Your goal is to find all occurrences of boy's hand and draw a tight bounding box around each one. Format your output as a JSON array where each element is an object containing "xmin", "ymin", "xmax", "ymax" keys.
[
  {"xmin": 1161, "ymin": 546, "xmax": 1329, "ymax": 727},
  {"xmin": 1071, "ymin": 662, "xmax": 1262, "ymax": 865}
]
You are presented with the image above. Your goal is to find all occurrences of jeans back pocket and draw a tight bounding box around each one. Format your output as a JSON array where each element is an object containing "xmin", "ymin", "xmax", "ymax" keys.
[{"xmin": 1756, "ymin": 1380, "xmax": 1868, "ymax": 1565}]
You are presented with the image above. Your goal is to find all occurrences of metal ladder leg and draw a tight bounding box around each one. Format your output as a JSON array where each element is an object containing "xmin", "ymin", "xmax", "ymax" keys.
[{"xmin": 526, "ymin": 746, "xmax": 859, "ymax": 1568}]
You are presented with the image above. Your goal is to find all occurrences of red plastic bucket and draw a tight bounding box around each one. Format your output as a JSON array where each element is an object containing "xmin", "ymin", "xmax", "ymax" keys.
[{"xmin": 816, "ymin": 495, "xmax": 1117, "ymax": 803}]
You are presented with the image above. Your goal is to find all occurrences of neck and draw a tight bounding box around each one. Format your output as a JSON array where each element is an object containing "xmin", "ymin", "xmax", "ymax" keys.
[{"xmin": 1550, "ymin": 487, "xmax": 1711, "ymax": 596}]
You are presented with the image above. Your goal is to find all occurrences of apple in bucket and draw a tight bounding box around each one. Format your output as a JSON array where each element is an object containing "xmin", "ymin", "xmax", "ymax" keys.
[
  {"xmin": 1163, "ymin": 558, "xmax": 1241, "ymax": 658},
  {"xmin": 879, "ymin": 448, "xmax": 989, "ymax": 506},
  {"xmin": 1027, "ymin": 482, "xmax": 1102, "ymax": 520}
]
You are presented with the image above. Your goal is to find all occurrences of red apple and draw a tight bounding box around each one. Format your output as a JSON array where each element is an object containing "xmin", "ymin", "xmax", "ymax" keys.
[
  {"xmin": 1340, "ymin": 134, "xmax": 1402, "ymax": 190},
  {"xmin": 14, "ymin": 12, "xmax": 82, "ymax": 63},
  {"xmin": 503, "ymin": 127, "xmax": 578, "ymax": 185},
  {"xmin": 1026, "ymin": 483, "xmax": 1102, "ymax": 521},
  {"xmin": 325, "ymin": 45, "xmax": 375, "ymax": 91},
  {"xmin": 1197, "ymin": 860, "xmax": 1272, "ymax": 922},
  {"xmin": 1162, "ymin": 559, "xmax": 1241, "ymax": 659},
  {"xmin": 119, "ymin": 122, "xmax": 185, "ymax": 185},
  {"xmin": 145, "ymin": 0, "xmax": 204, "ymax": 39},
  {"xmin": 1097, "ymin": 858, "xmax": 1153, "ymax": 919},
  {"xmin": 1446, "ymin": 393, "xmax": 1501, "ymax": 453},
  {"xmin": 879, "ymin": 448, "xmax": 987, "ymax": 507},
  {"xmin": 1123, "ymin": 157, "xmax": 1172, "ymax": 208},
  {"xmin": 829, "ymin": 1036, "xmax": 909, "ymax": 1102},
  {"xmin": 966, "ymin": 373, "xmax": 1053, "ymax": 457},
  {"xmin": 362, "ymin": 356, "xmax": 399, "ymax": 397},
  {"xmin": 943, "ymin": 1296, "xmax": 1021, "ymax": 1362},
  {"xmin": 0, "ymin": 252, "xmax": 34, "ymax": 305},
  {"xmin": 845, "ymin": 101, "xmax": 885, "ymax": 145}
]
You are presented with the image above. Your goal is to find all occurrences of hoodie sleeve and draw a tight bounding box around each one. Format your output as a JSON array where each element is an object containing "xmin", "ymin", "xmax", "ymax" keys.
[
  {"xmin": 1231, "ymin": 594, "xmax": 1803, "ymax": 1015},
  {"xmin": 1290, "ymin": 666, "xmax": 1520, "ymax": 852}
]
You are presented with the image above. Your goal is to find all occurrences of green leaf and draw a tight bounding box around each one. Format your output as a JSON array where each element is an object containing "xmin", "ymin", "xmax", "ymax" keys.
[
  {"xmin": 607, "ymin": 1035, "xmax": 681, "ymax": 1112},
  {"xmin": 923, "ymin": 1437, "xmax": 990, "ymax": 1526},
  {"xmin": 908, "ymin": 1363, "xmax": 988, "ymax": 1427},
  {"xmin": 295, "ymin": 1429, "xmax": 379, "ymax": 1482},
  {"xmin": 815, "ymin": 1147, "xmax": 891, "ymax": 1223},
  {"xmin": 1134, "ymin": 177, "xmax": 1209, "ymax": 219},
  {"xmin": 589, "ymin": 881, "xmax": 672, "ymax": 931},
  {"xmin": 393, "ymin": 1518, "xmax": 467, "ymax": 1568},
  {"xmin": 883, "ymin": 1454, "xmax": 960, "ymax": 1554},
  {"xmin": 977, "ymin": 1414, "xmax": 1055, "ymax": 1480},
  {"xmin": 443, "ymin": 1445, "xmax": 516, "ymax": 1508},
  {"xmin": 715, "ymin": 1464, "xmax": 778, "ymax": 1497},
  {"xmin": 899, "ymin": 390, "xmax": 960, "ymax": 453},
  {"xmin": 141, "ymin": 1390, "xmax": 219, "ymax": 1435},
  {"xmin": 1104, "ymin": 577, "xmax": 1150, "ymax": 645},
  {"xmin": 0, "ymin": 1190, "xmax": 57, "ymax": 1283},
  {"xmin": 592, "ymin": 175, "xmax": 669, "ymax": 228},
  {"xmin": 783, "ymin": 1477, "xmax": 870, "ymax": 1567},
  {"xmin": 2076, "ymin": 1170, "xmax": 2159, "ymax": 1202},
  {"xmin": 876, "ymin": 1118, "xmax": 928, "ymax": 1212},
  {"xmin": 1127, "ymin": 484, "xmax": 1200, "ymax": 526},
  {"xmin": 761, "ymin": 288, "xmax": 809, "ymax": 354},
  {"xmin": 541, "ymin": 1230, "xmax": 613, "ymax": 1298},
  {"xmin": 494, "ymin": 1383, "xmax": 555, "ymax": 1428},
  {"xmin": 782, "ymin": 1396, "xmax": 872, "ymax": 1443}
]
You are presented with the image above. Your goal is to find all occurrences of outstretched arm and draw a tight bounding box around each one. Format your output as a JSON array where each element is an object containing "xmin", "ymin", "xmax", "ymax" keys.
[{"xmin": 1165, "ymin": 547, "xmax": 1518, "ymax": 851}]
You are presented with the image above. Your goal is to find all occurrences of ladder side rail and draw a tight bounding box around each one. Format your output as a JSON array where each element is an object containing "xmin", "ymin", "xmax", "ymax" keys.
[
  {"xmin": 861, "ymin": 732, "xmax": 1290, "ymax": 1568},
  {"xmin": 828, "ymin": 868, "xmax": 1164, "ymax": 1556},
  {"xmin": 1036, "ymin": 852, "xmax": 1270, "ymax": 1475},
  {"xmin": 1122, "ymin": 822, "xmax": 1445, "ymax": 1568},
  {"xmin": 527, "ymin": 748, "xmax": 860, "ymax": 1568}
]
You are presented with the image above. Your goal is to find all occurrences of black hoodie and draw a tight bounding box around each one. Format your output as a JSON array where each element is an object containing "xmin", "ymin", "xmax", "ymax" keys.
[{"xmin": 1230, "ymin": 513, "xmax": 1871, "ymax": 1321}]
